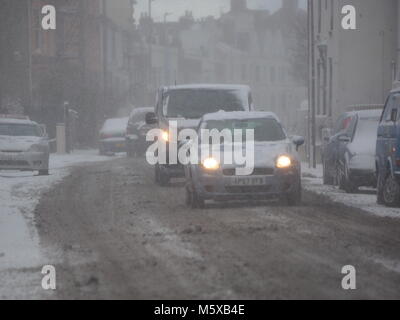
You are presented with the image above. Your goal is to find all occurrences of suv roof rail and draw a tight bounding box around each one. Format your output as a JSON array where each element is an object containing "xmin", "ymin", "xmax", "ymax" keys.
[{"xmin": 346, "ymin": 104, "xmax": 384, "ymax": 112}]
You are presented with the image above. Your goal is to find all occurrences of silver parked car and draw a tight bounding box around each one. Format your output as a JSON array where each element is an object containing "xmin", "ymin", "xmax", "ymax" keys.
[
  {"xmin": 336, "ymin": 109, "xmax": 382, "ymax": 193},
  {"xmin": 184, "ymin": 111, "xmax": 304, "ymax": 208},
  {"xmin": 0, "ymin": 115, "xmax": 50, "ymax": 175},
  {"xmin": 99, "ymin": 117, "xmax": 129, "ymax": 155}
]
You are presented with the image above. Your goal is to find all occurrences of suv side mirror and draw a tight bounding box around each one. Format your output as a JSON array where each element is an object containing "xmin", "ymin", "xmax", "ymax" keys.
[{"xmin": 145, "ymin": 112, "xmax": 158, "ymax": 125}]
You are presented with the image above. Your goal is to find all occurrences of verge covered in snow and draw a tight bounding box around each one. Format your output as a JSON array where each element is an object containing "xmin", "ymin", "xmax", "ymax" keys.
[
  {"xmin": 0, "ymin": 150, "xmax": 114, "ymax": 298},
  {"xmin": 302, "ymin": 162, "xmax": 400, "ymax": 219}
]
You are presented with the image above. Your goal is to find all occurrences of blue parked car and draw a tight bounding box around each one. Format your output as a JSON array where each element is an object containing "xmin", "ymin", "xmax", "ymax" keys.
[{"xmin": 376, "ymin": 89, "xmax": 400, "ymax": 206}]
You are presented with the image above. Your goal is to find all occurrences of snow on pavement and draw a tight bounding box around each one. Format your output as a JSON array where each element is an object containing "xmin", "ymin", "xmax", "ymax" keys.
[
  {"xmin": 0, "ymin": 150, "xmax": 114, "ymax": 273},
  {"xmin": 302, "ymin": 162, "xmax": 400, "ymax": 219}
]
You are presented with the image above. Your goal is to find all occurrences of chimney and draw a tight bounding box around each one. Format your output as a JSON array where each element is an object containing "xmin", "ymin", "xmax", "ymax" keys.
[{"xmin": 231, "ymin": 0, "xmax": 247, "ymax": 12}]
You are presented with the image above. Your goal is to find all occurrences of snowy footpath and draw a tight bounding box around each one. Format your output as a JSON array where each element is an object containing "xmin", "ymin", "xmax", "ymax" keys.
[
  {"xmin": 302, "ymin": 163, "xmax": 400, "ymax": 219},
  {"xmin": 0, "ymin": 150, "xmax": 114, "ymax": 299}
]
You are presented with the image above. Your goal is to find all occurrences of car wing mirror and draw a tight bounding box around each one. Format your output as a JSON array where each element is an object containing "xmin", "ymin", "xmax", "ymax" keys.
[
  {"xmin": 292, "ymin": 136, "xmax": 305, "ymax": 150},
  {"xmin": 338, "ymin": 135, "xmax": 351, "ymax": 143}
]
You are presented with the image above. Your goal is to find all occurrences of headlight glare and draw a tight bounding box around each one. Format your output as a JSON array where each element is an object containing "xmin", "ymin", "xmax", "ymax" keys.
[
  {"xmin": 161, "ymin": 130, "xmax": 169, "ymax": 142},
  {"xmin": 276, "ymin": 155, "xmax": 292, "ymax": 168},
  {"xmin": 202, "ymin": 157, "xmax": 220, "ymax": 170}
]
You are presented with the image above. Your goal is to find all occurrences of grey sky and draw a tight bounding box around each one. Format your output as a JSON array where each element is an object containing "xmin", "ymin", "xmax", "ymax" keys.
[{"xmin": 134, "ymin": 0, "xmax": 296, "ymax": 22}]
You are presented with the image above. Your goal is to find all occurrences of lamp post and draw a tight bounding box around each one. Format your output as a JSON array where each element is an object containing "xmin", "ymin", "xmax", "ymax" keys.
[{"xmin": 148, "ymin": 0, "xmax": 156, "ymax": 104}]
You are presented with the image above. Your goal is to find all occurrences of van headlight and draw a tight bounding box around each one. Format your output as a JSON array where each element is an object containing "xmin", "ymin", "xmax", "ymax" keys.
[
  {"xmin": 276, "ymin": 155, "xmax": 292, "ymax": 169},
  {"xmin": 202, "ymin": 157, "xmax": 220, "ymax": 170}
]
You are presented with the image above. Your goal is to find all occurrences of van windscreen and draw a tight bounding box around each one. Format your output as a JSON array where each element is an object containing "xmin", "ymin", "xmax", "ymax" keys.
[{"xmin": 163, "ymin": 89, "xmax": 248, "ymax": 119}]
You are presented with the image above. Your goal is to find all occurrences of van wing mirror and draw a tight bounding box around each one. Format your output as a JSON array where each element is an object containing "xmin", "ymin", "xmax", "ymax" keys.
[{"xmin": 145, "ymin": 112, "xmax": 158, "ymax": 125}]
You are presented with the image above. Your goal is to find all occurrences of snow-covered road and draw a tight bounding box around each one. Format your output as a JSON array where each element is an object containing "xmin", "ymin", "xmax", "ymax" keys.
[{"xmin": 0, "ymin": 150, "xmax": 115, "ymax": 299}]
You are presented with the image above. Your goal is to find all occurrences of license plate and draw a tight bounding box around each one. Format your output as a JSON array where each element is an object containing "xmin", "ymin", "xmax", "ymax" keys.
[
  {"xmin": 116, "ymin": 143, "xmax": 125, "ymax": 148},
  {"xmin": 229, "ymin": 176, "xmax": 267, "ymax": 186}
]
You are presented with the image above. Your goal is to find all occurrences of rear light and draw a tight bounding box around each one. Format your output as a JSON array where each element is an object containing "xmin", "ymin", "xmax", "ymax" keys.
[{"xmin": 396, "ymin": 159, "xmax": 400, "ymax": 167}]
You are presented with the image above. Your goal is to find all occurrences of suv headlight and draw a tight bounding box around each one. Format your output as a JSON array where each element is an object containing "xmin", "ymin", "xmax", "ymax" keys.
[
  {"xmin": 202, "ymin": 157, "xmax": 220, "ymax": 170},
  {"xmin": 276, "ymin": 155, "xmax": 292, "ymax": 169}
]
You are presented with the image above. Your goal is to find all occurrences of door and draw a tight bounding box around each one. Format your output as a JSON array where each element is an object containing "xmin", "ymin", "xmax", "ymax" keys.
[{"xmin": 377, "ymin": 93, "xmax": 400, "ymax": 173}]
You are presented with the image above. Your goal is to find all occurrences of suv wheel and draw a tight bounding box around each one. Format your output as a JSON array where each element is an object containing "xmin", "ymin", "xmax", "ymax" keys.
[
  {"xmin": 343, "ymin": 164, "xmax": 358, "ymax": 194},
  {"xmin": 323, "ymin": 161, "xmax": 334, "ymax": 185},
  {"xmin": 383, "ymin": 176, "xmax": 400, "ymax": 207}
]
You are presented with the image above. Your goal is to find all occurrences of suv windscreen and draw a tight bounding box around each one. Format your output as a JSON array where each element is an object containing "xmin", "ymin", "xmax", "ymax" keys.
[
  {"xmin": 0, "ymin": 123, "xmax": 42, "ymax": 137},
  {"xmin": 203, "ymin": 118, "xmax": 286, "ymax": 142},
  {"xmin": 163, "ymin": 89, "xmax": 248, "ymax": 119}
]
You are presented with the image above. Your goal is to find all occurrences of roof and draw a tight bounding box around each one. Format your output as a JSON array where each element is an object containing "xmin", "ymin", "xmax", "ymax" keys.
[
  {"xmin": 202, "ymin": 111, "xmax": 280, "ymax": 122},
  {"xmin": 163, "ymin": 84, "xmax": 251, "ymax": 91},
  {"xmin": 0, "ymin": 118, "xmax": 38, "ymax": 125}
]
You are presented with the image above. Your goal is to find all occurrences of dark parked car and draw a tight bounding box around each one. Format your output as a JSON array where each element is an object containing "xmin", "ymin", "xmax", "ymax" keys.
[
  {"xmin": 376, "ymin": 89, "xmax": 400, "ymax": 206},
  {"xmin": 126, "ymin": 107, "xmax": 155, "ymax": 157},
  {"xmin": 146, "ymin": 84, "xmax": 254, "ymax": 186}
]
